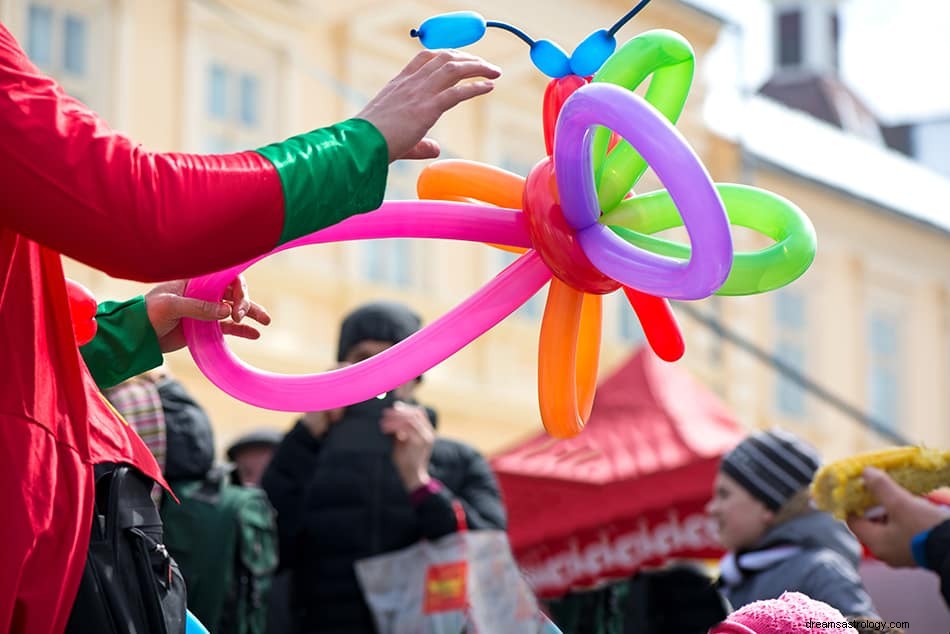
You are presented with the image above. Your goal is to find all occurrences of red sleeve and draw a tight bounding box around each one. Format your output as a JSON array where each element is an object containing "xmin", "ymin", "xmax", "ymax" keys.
[{"xmin": 0, "ymin": 24, "xmax": 284, "ymax": 282}]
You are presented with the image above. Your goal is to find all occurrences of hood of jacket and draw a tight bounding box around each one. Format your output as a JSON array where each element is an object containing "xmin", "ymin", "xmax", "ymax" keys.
[{"xmin": 754, "ymin": 510, "xmax": 862, "ymax": 568}]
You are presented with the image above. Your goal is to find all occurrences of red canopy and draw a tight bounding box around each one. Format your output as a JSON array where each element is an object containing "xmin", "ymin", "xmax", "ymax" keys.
[{"xmin": 491, "ymin": 346, "xmax": 747, "ymax": 598}]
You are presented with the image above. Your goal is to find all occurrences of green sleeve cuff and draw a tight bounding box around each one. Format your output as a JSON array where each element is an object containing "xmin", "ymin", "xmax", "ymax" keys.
[
  {"xmin": 255, "ymin": 118, "xmax": 390, "ymax": 245},
  {"xmin": 80, "ymin": 296, "xmax": 164, "ymax": 389}
]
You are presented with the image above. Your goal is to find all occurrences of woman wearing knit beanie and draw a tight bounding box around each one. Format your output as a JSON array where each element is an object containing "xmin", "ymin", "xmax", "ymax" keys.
[{"xmin": 706, "ymin": 429, "xmax": 878, "ymax": 618}]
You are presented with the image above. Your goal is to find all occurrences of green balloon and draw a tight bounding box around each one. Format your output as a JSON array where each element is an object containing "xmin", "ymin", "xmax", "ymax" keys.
[
  {"xmin": 591, "ymin": 30, "xmax": 695, "ymax": 212},
  {"xmin": 600, "ymin": 184, "xmax": 817, "ymax": 296}
]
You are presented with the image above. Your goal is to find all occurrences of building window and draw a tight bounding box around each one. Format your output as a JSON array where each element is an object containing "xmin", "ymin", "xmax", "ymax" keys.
[
  {"xmin": 23, "ymin": 1, "xmax": 108, "ymax": 111},
  {"xmin": 62, "ymin": 13, "xmax": 86, "ymax": 75},
  {"xmin": 201, "ymin": 62, "xmax": 265, "ymax": 152},
  {"xmin": 185, "ymin": 11, "xmax": 285, "ymax": 155},
  {"xmin": 774, "ymin": 290, "xmax": 807, "ymax": 418},
  {"xmin": 777, "ymin": 9, "xmax": 803, "ymax": 68},
  {"xmin": 239, "ymin": 74, "xmax": 259, "ymax": 126},
  {"xmin": 208, "ymin": 64, "xmax": 229, "ymax": 120},
  {"xmin": 362, "ymin": 240, "xmax": 412, "ymax": 287},
  {"xmin": 867, "ymin": 311, "xmax": 901, "ymax": 429},
  {"xmin": 27, "ymin": 5, "xmax": 54, "ymax": 65}
]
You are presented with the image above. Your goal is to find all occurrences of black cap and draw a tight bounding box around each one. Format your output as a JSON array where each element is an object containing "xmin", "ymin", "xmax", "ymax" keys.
[
  {"xmin": 226, "ymin": 428, "xmax": 283, "ymax": 462},
  {"xmin": 337, "ymin": 301, "xmax": 423, "ymax": 362}
]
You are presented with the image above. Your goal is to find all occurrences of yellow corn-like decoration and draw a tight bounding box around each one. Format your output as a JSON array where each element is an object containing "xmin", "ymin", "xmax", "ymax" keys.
[{"xmin": 811, "ymin": 446, "xmax": 950, "ymax": 519}]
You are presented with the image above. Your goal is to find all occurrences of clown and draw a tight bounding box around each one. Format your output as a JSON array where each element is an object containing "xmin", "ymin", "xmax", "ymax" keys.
[{"xmin": 0, "ymin": 22, "xmax": 500, "ymax": 632}]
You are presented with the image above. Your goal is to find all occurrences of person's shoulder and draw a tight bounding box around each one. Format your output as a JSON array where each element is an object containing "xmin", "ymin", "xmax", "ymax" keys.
[
  {"xmin": 796, "ymin": 549, "xmax": 876, "ymax": 616},
  {"xmin": 432, "ymin": 437, "xmax": 486, "ymax": 462},
  {"xmin": 787, "ymin": 546, "xmax": 866, "ymax": 597}
]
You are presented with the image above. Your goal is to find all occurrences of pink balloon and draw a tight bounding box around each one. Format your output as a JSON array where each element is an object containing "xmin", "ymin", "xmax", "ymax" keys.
[{"xmin": 183, "ymin": 201, "xmax": 551, "ymax": 411}]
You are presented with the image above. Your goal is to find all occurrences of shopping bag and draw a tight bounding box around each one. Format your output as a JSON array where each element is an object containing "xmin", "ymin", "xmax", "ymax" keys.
[{"xmin": 355, "ymin": 524, "xmax": 558, "ymax": 633}]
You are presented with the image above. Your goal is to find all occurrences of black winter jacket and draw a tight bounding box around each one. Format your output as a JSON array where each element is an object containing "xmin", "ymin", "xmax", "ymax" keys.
[
  {"xmin": 926, "ymin": 518, "xmax": 950, "ymax": 606},
  {"xmin": 261, "ymin": 399, "xmax": 506, "ymax": 634}
]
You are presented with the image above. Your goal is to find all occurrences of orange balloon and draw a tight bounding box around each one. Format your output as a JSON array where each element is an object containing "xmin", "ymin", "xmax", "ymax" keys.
[
  {"xmin": 418, "ymin": 159, "xmax": 525, "ymax": 208},
  {"xmin": 537, "ymin": 279, "xmax": 602, "ymax": 438},
  {"xmin": 418, "ymin": 160, "xmax": 529, "ymax": 255}
]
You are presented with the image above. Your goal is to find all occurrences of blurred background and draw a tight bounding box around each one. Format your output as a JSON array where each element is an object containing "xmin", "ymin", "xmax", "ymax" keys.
[{"xmin": 3, "ymin": 0, "xmax": 948, "ymax": 462}]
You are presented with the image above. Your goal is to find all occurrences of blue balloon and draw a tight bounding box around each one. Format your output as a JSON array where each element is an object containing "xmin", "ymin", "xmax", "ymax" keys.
[
  {"xmin": 570, "ymin": 29, "xmax": 616, "ymax": 77},
  {"xmin": 186, "ymin": 610, "xmax": 209, "ymax": 634},
  {"xmin": 411, "ymin": 11, "xmax": 487, "ymax": 50},
  {"xmin": 530, "ymin": 39, "xmax": 572, "ymax": 78}
]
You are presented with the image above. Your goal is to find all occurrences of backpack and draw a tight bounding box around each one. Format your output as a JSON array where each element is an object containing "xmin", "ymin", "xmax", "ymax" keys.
[
  {"xmin": 65, "ymin": 463, "xmax": 188, "ymax": 634},
  {"xmin": 161, "ymin": 466, "xmax": 278, "ymax": 634}
]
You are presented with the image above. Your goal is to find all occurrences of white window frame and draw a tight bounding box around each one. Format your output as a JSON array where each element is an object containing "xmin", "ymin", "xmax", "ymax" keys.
[
  {"xmin": 865, "ymin": 298, "xmax": 904, "ymax": 431},
  {"xmin": 772, "ymin": 288, "xmax": 809, "ymax": 420},
  {"xmin": 183, "ymin": 2, "xmax": 288, "ymax": 153},
  {"xmin": 4, "ymin": 0, "xmax": 115, "ymax": 118},
  {"xmin": 361, "ymin": 239, "xmax": 413, "ymax": 288}
]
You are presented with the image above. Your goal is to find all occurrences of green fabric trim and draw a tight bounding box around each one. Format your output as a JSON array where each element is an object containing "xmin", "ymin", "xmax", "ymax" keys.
[
  {"xmin": 255, "ymin": 118, "xmax": 390, "ymax": 245},
  {"xmin": 80, "ymin": 296, "xmax": 164, "ymax": 389}
]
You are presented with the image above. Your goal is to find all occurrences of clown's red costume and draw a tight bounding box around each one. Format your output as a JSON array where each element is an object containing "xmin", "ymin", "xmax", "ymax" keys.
[{"xmin": 0, "ymin": 23, "xmax": 388, "ymax": 632}]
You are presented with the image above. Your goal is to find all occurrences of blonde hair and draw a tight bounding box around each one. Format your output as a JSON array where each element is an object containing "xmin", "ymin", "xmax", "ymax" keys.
[{"xmin": 771, "ymin": 488, "xmax": 814, "ymax": 526}]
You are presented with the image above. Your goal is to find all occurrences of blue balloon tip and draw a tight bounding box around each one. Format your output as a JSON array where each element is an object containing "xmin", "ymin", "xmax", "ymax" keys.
[
  {"xmin": 570, "ymin": 29, "xmax": 617, "ymax": 77},
  {"xmin": 530, "ymin": 39, "xmax": 572, "ymax": 78},
  {"xmin": 412, "ymin": 11, "xmax": 487, "ymax": 50}
]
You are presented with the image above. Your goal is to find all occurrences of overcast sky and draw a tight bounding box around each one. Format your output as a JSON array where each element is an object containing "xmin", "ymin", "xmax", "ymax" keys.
[{"xmin": 685, "ymin": 0, "xmax": 950, "ymax": 123}]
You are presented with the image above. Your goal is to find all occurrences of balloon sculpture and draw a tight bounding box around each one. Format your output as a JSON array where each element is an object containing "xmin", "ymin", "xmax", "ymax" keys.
[
  {"xmin": 66, "ymin": 278, "xmax": 99, "ymax": 345},
  {"xmin": 184, "ymin": 1, "xmax": 816, "ymax": 438}
]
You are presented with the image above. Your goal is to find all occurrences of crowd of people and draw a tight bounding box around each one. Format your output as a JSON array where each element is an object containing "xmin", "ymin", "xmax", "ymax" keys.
[{"xmin": 2, "ymin": 14, "xmax": 949, "ymax": 634}]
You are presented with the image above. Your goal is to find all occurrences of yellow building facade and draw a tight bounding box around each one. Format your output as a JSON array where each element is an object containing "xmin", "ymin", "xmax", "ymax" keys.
[{"xmin": 3, "ymin": 0, "xmax": 947, "ymax": 461}]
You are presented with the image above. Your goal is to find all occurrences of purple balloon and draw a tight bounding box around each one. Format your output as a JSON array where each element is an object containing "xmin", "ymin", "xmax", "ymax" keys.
[{"xmin": 554, "ymin": 82, "xmax": 732, "ymax": 300}]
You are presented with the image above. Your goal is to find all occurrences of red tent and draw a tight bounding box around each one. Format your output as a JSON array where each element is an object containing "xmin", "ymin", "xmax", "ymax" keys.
[{"xmin": 491, "ymin": 346, "xmax": 747, "ymax": 598}]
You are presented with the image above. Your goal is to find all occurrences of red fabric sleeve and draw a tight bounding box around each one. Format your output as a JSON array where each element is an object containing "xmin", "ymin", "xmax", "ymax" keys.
[{"xmin": 0, "ymin": 24, "xmax": 284, "ymax": 282}]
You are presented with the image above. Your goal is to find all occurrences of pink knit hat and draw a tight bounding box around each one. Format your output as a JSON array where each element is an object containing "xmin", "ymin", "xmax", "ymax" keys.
[{"xmin": 708, "ymin": 592, "xmax": 855, "ymax": 633}]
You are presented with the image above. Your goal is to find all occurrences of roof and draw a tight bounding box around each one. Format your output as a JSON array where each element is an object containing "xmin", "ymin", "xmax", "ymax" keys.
[
  {"xmin": 757, "ymin": 73, "xmax": 881, "ymax": 138},
  {"xmin": 491, "ymin": 347, "xmax": 745, "ymax": 542},
  {"xmin": 703, "ymin": 89, "xmax": 950, "ymax": 235},
  {"xmin": 492, "ymin": 347, "xmax": 744, "ymax": 485},
  {"xmin": 491, "ymin": 347, "xmax": 745, "ymax": 593}
]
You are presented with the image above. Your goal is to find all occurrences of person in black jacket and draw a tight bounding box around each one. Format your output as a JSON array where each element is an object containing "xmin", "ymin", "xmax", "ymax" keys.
[
  {"xmin": 846, "ymin": 466, "xmax": 950, "ymax": 607},
  {"xmin": 261, "ymin": 301, "xmax": 507, "ymax": 634}
]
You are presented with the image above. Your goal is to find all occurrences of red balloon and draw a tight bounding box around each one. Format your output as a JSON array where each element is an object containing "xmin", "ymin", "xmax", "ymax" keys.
[
  {"xmin": 542, "ymin": 76, "xmax": 588, "ymax": 156},
  {"xmin": 65, "ymin": 278, "xmax": 98, "ymax": 345},
  {"xmin": 622, "ymin": 286, "xmax": 685, "ymax": 362},
  {"xmin": 523, "ymin": 158, "xmax": 620, "ymax": 295},
  {"xmin": 542, "ymin": 76, "xmax": 624, "ymax": 160}
]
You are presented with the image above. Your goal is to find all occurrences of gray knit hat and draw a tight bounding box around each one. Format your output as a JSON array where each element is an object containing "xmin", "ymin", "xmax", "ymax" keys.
[{"xmin": 720, "ymin": 429, "xmax": 821, "ymax": 511}]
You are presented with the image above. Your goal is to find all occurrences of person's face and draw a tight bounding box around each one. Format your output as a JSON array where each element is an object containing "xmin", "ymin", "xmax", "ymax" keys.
[
  {"xmin": 234, "ymin": 445, "xmax": 276, "ymax": 487},
  {"xmin": 706, "ymin": 472, "xmax": 774, "ymax": 552},
  {"xmin": 343, "ymin": 339, "xmax": 420, "ymax": 400}
]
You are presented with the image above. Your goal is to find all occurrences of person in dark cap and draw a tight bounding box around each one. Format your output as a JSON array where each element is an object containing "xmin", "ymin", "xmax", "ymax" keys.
[
  {"xmin": 261, "ymin": 301, "xmax": 506, "ymax": 634},
  {"xmin": 227, "ymin": 429, "xmax": 283, "ymax": 487},
  {"xmin": 706, "ymin": 429, "xmax": 878, "ymax": 618}
]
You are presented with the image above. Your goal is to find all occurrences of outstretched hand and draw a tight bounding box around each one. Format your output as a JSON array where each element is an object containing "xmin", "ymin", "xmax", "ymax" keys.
[
  {"xmin": 356, "ymin": 50, "xmax": 502, "ymax": 162},
  {"xmin": 145, "ymin": 276, "xmax": 271, "ymax": 353}
]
